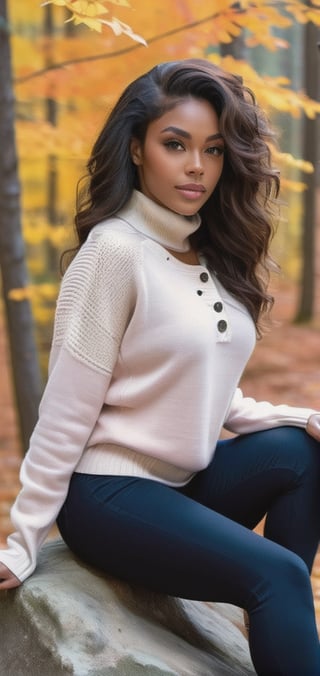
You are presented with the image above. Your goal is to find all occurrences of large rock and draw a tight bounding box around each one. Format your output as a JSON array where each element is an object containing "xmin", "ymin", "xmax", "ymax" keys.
[{"xmin": 0, "ymin": 539, "xmax": 255, "ymax": 675}]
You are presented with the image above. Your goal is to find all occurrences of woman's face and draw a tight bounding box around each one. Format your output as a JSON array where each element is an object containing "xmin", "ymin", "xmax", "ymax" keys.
[{"xmin": 130, "ymin": 97, "xmax": 224, "ymax": 216}]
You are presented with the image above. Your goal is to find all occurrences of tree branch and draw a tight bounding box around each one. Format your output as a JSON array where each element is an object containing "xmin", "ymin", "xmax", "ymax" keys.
[{"xmin": 14, "ymin": 12, "xmax": 221, "ymax": 84}]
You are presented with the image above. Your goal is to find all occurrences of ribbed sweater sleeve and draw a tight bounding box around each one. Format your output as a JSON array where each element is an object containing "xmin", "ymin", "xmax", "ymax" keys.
[
  {"xmin": 0, "ymin": 226, "xmax": 139, "ymax": 581},
  {"xmin": 224, "ymin": 387, "xmax": 316, "ymax": 434}
]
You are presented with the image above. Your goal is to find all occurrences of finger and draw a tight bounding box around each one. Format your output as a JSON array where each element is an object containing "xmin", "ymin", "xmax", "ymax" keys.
[
  {"xmin": 0, "ymin": 576, "xmax": 21, "ymax": 590},
  {"xmin": 307, "ymin": 427, "xmax": 320, "ymax": 441},
  {"xmin": 306, "ymin": 423, "xmax": 320, "ymax": 442},
  {"xmin": 306, "ymin": 414, "xmax": 320, "ymax": 440}
]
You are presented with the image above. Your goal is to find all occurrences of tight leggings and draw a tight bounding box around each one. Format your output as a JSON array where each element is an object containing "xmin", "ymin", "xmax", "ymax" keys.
[{"xmin": 57, "ymin": 427, "xmax": 320, "ymax": 675}]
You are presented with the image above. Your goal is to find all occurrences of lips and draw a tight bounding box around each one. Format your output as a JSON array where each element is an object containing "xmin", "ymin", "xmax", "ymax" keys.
[
  {"xmin": 176, "ymin": 184, "xmax": 206, "ymax": 192},
  {"xmin": 175, "ymin": 184, "xmax": 206, "ymax": 201}
]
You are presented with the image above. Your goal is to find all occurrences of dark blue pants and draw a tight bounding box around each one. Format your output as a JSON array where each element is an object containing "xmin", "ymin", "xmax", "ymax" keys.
[{"xmin": 57, "ymin": 427, "xmax": 320, "ymax": 675}]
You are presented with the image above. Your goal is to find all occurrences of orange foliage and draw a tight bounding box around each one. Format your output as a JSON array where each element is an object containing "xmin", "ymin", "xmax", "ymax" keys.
[
  {"xmin": 8, "ymin": 1, "xmax": 319, "ymax": 211},
  {"xmin": 5, "ymin": 0, "xmax": 319, "ymax": 325},
  {"xmin": 10, "ymin": 0, "xmax": 320, "ymax": 178},
  {"xmin": 12, "ymin": 1, "xmax": 320, "ymax": 116}
]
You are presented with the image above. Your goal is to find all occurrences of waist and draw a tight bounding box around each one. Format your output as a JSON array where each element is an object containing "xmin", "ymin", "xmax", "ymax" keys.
[{"xmin": 75, "ymin": 443, "xmax": 196, "ymax": 487}]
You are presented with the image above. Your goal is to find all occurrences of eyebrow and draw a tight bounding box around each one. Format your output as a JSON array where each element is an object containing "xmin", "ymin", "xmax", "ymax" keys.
[{"xmin": 160, "ymin": 126, "xmax": 224, "ymax": 142}]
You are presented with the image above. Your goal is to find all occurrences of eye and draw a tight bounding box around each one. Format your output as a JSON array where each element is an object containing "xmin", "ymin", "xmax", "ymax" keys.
[
  {"xmin": 163, "ymin": 139, "xmax": 185, "ymax": 151},
  {"xmin": 206, "ymin": 146, "xmax": 225, "ymax": 156}
]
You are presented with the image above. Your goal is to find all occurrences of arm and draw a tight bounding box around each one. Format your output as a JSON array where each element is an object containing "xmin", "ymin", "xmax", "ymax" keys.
[
  {"xmin": 224, "ymin": 387, "xmax": 319, "ymax": 435},
  {"xmin": 0, "ymin": 351, "xmax": 110, "ymax": 586},
  {"xmin": 0, "ymin": 227, "xmax": 138, "ymax": 583},
  {"xmin": 0, "ymin": 350, "xmax": 111, "ymax": 583}
]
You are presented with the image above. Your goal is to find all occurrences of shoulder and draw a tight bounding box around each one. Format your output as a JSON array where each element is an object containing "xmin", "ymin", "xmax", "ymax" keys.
[
  {"xmin": 54, "ymin": 218, "xmax": 141, "ymax": 347},
  {"xmin": 87, "ymin": 217, "xmax": 141, "ymax": 257},
  {"xmin": 65, "ymin": 217, "xmax": 143, "ymax": 286}
]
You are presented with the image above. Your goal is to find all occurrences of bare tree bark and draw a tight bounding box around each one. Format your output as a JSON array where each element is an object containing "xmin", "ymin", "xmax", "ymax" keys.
[
  {"xmin": 0, "ymin": 0, "xmax": 43, "ymax": 452},
  {"xmin": 43, "ymin": 5, "xmax": 60, "ymax": 273},
  {"xmin": 295, "ymin": 13, "xmax": 320, "ymax": 322}
]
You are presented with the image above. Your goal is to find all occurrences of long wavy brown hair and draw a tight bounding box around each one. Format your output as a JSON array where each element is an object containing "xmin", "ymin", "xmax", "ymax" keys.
[{"xmin": 72, "ymin": 58, "xmax": 280, "ymax": 333}]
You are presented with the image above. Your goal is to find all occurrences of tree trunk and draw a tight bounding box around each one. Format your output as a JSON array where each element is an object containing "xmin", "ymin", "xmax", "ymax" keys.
[
  {"xmin": 295, "ymin": 14, "xmax": 320, "ymax": 322},
  {"xmin": 44, "ymin": 5, "xmax": 59, "ymax": 273},
  {"xmin": 0, "ymin": 0, "xmax": 43, "ymax": 452}
]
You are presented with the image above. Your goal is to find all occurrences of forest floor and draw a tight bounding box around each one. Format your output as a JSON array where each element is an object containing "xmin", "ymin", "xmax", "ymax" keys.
[{"xmin": 1, "ymin": 278, "xmax": 320, "ymax": 632}]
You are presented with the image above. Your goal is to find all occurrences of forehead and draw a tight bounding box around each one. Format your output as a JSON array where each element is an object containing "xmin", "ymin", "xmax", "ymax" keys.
[{"xmin": 149, "ymin": 97, "xmax": 220, "ymax": 134}]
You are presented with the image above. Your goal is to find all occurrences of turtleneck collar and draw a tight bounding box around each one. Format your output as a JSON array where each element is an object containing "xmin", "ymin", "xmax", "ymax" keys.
[{"xmin": 116, "ymin": 190, "xmax": 201, "ymax": 252}]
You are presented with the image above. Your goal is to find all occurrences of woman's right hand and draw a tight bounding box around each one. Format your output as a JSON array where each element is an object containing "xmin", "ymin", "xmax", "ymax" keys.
[{"xmin": 0, "ymin": 562, "xmax": 21, "ymax": 590}]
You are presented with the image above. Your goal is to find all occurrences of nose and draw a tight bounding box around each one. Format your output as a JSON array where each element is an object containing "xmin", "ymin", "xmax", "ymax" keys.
[{"xmin": 185, "ymin": 151, "xmax": 204, "ymax": 176}]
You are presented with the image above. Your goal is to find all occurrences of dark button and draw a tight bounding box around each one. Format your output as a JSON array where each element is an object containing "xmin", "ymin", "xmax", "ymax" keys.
[
  {"xmin": 200, "ymin": 272, "xmax": 209, "ymax": 283},
  {"xmin": 217, "ymin": 319, "xmax": 228, "ymax": 333},
  {"xmin": 213, "ymin": 301, "xmax": 223, "ymax": 313},
  {"xmin": 197, "ymin": 290, "xmax": 203, "ymax": 296}
]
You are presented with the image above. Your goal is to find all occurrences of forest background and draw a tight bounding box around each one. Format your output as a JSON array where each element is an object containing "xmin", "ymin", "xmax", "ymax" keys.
[{"xmin": 1, "ymin": 0, "xmax": 320, "ymax": 629}]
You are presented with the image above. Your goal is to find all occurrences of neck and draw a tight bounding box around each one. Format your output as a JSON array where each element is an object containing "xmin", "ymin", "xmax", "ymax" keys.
[{"xmin": 117, "ymin": 190, "xmax": 201, "ymax": 252}]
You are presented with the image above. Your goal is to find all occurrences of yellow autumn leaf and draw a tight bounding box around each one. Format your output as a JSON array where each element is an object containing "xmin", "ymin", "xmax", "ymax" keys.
[
  {"xmin": 8, "ymin": 287, "xmax": 33, "ymax": 301},
  {"xmin": 107, "ymin": 0, "xmax": 131, "ymax": 5},
  {"xmin": 33, "ymin": 305, "xmax": 56, "ymax": 325},
  {"xmin": 23, "ymin": 218, "xmax": 72, "ymax": 248},
  {"xmin": 215, "ymin": 29, "xmax": 234, "ymax": 43},
  {"xmin": 41, "ymin": 0, "xmax": 109, "ymax": 12},
  {"xmin": 8, "ymin": 283, "xmax": 58, "ymax": 304},
  {"xmin": 40, "ymin": 0, "xmax": 146, "ymax": 44},
  {"xmin": 72, "ymin": 14, "xmax": 103, "ymax": 30},
  {"xmin": 36, "ymin": 283, "xmax": 59, "ymax": 300},
  {"xmin": 27, "ymin": 257, "xmax": 46, "ymax": 277},
  {"xmin": 101, "ymin": 17, "xmax": 147, "ymax": 44},
  {"xmin": 41, "ymin": 0, "xmax": 68, "ymax": 5},
  {"xmin": 303, "ymin": 98, "xmax": 320, "ymax": 119},
  {"xmin": 273, "ymin": 150, "xmax": 314, "ymax": 174},
  {"xmin": 68, "ymin": 1, "xmax": 109, "ymax": 16},
  {"xmin": 306, "ymin": 9, "xmax": 320, "ymax": 23},
  {"xmin": 281, "ymin": 178, "xmax": 308, "ymax": 193},
  {"xmin": 209, "ymin": 54, "xmax": 320, "ymax": 120},
  {"xmin": 47, "ymin": 225, "xmax": 71, "ymax": 247}
]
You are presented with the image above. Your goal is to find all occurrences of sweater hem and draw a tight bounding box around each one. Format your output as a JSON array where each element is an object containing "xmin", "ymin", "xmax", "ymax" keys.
[{"xmin": 75, "ymin": 443, "xmax": 195, "ymax": 487}]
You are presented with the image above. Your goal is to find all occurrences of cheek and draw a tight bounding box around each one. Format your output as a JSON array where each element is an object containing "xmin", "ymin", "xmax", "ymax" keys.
[{"xmin": 144, "ymin": 152, "xmax": 176, "ymax": 179}]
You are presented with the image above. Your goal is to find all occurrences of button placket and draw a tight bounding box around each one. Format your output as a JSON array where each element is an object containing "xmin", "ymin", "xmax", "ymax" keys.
[
  {"xmin": 195, "ymin": 267, "xmax": 231, "ymax": 342},
  {"xmin": 217, "ymin": 319, "xmax": 228, "ymax": 333},
  {"xmin": 195, "ymin": 270, "xmax": 209, "ymax": 300},
  {"xmin": 214, "ymin": 299, "xmax": 230, "ymax": 340}
]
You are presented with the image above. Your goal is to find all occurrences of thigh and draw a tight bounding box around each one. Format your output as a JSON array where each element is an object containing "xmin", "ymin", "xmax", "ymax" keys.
[
  {"xmin": 58, "ymin": 472, "xmax": 304, "ymax": 605},
  {"xmin": 183, "ymin": 426, "xmax": 320, "ymax": 532},
  {"xmin": 57, "ymin": 472, "xmax": 320, "ymax": 676}
]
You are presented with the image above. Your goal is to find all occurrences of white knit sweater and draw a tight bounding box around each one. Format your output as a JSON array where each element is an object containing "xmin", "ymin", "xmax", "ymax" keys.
[{"xmin": 1, "ymin": 190, "xmax": 316, "ymax": 581}]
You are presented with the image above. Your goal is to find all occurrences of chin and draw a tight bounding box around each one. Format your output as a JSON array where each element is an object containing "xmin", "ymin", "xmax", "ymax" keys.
[{"xmin": 175, "ymin": 207, "xmax": 199, "ymax": 217}]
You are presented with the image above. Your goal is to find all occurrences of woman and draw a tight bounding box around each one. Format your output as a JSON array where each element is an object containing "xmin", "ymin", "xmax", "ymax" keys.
[{"xmin": 1, "ymin": 59, "xmax": 320, "ymax": 675}]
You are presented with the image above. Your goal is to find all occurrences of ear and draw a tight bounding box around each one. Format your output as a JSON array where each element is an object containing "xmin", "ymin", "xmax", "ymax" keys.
[{"xmin": 130, "ymin": 137, "xmax": 143, "ymax": 166}]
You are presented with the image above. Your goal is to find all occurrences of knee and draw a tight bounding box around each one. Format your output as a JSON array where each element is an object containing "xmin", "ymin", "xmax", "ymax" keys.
[
  {"xmin": 276, "ymin": 548, "xmax": 310, "ymax": 588},
  {"xmin": 255, "ymin": 546, "xmax": 312, "ymax": 605},
  {"xmin": 294, "ymin": 428, "xmax": 320, "ymax": 480},
  {"xmin": 270, "ymin": 426, "xmax": 320, "ymax": 476}
]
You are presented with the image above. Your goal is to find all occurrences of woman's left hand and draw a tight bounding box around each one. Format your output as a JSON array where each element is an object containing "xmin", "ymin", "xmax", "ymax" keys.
[{"xmin": 306, "ymin": 413, "xmax": 320, "ymax": 442}]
